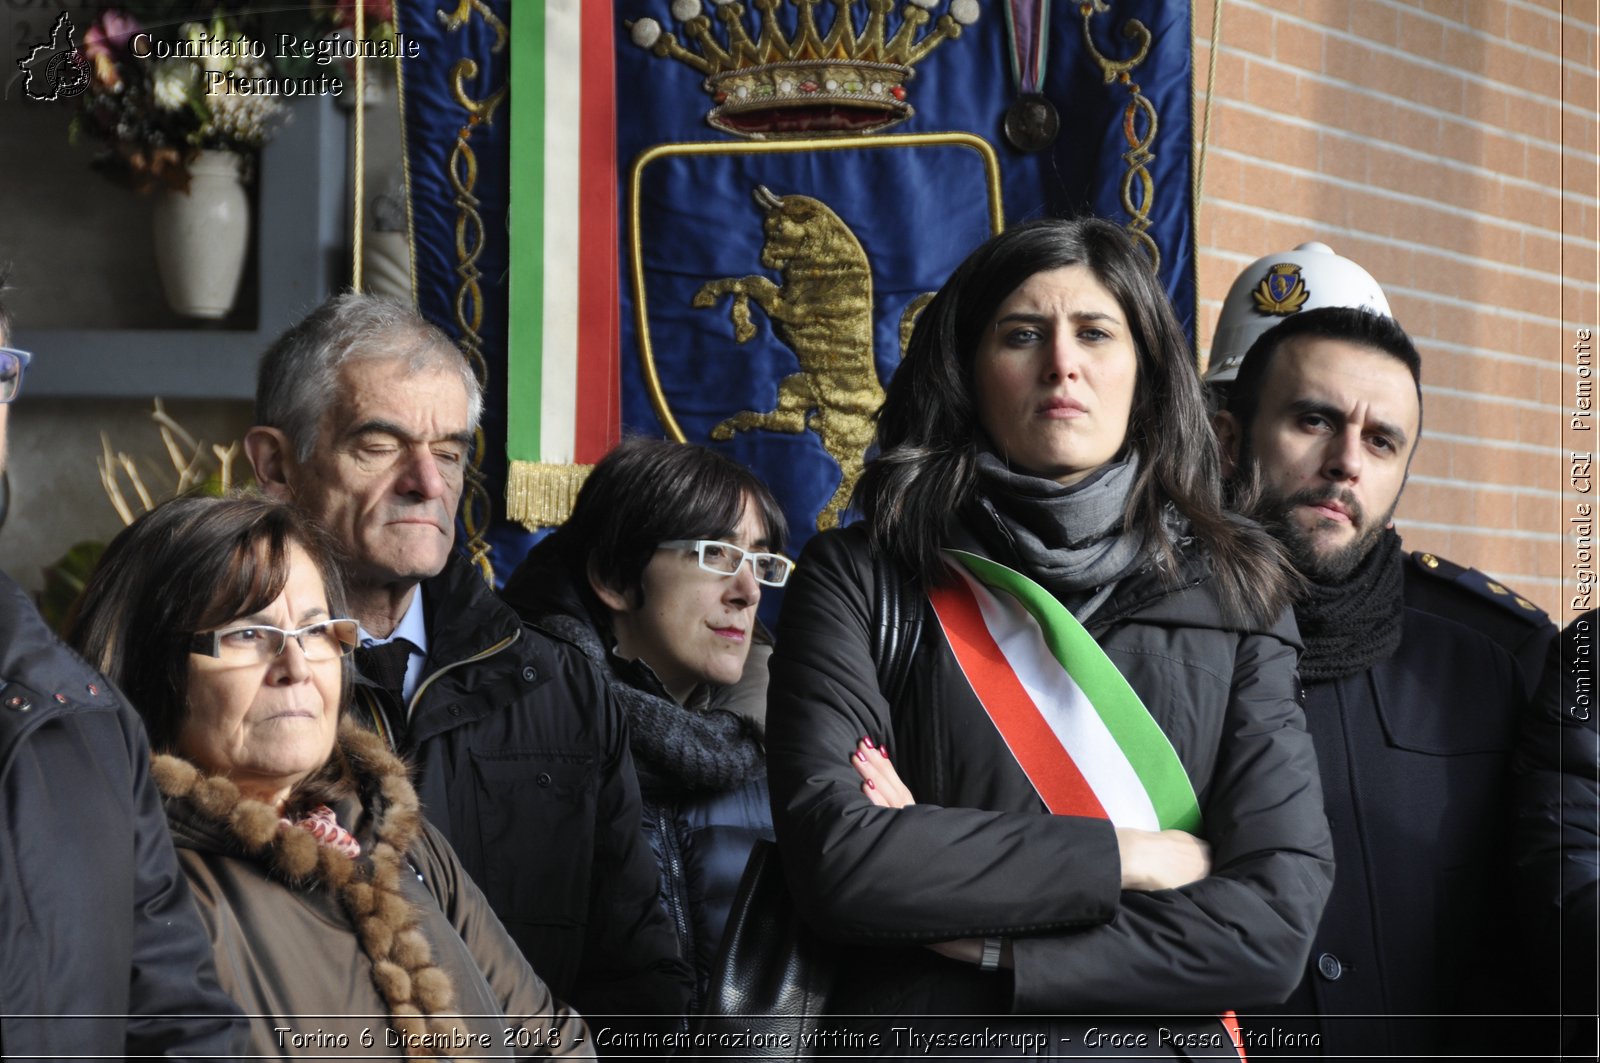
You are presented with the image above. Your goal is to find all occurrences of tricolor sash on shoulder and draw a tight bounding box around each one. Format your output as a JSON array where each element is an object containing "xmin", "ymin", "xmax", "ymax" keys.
[
  {"xmin": 927, "ymin": 550, "xmax": 1202, "ymax": 832},
  {"xmin": 929, "ymin": 551, "xmax": 1244, "ymax": 1058}
]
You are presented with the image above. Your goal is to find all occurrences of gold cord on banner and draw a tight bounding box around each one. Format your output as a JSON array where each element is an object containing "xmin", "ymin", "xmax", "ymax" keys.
[
  {"xmin": 352, "ymin": 1, "xmax": 365, "ymax": 292},
  {"xmin": 393, "ymin": 3, "xmax": 420, "ymax": 302},
  {"xmin": 386, "ymin": 0, "xmax": 506, "ymax": 584},
  {"xmin": 446, "ymin": 65, "xmax": 501, "ymax": 584},
  {"xmin": 1192, "ymin": 0, "xmax": 1224, "ymax": 365},
  {"xmin": 1080, "ymin": 2, "xmax": 1158, "ymax": 271},
  {"xmin": 441, "ymin": 12, "xmax": 508, "ymax": 584}
]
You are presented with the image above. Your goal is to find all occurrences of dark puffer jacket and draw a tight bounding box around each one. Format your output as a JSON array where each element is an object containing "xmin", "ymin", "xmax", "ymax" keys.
[
  {"xmin": 767, "ymin": 526, "xmax": 1333, "ymax": 1055},
  {"xmin": 503, "ymin": 541, "xmax": 773, "ymax": 1011},
  {"xmin": 1514, "ymin": 609, "xmax": 1597, "ymax": 1056},
  {"xmin": 348, "ymin": 553, "xmax": 691, "ymax": 1036},
  {"xmin": 0, "ymin": 572, "xmax": 246, "ymax": 1060}
]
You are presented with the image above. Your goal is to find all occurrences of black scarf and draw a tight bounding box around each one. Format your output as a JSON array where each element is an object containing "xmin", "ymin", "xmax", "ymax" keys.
[{"xmin": 1294, "ymin": 527, "xmax": 1406, "ymax": 682}]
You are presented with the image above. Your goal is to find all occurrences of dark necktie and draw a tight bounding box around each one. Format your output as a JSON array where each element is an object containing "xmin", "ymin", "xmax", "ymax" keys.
[{"xmin": 355, "ymin": 638, "xmax": 416, "ymax": 709}]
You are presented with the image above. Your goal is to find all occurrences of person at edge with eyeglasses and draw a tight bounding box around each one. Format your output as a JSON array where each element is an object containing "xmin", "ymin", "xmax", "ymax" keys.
[
  {"xmin": 502, "ymin": 437, "xmax": 791, "ymax": 1014},
  {"xmin": 0, "ymin": 269, "xmax": 248, "ymax": 1058}
]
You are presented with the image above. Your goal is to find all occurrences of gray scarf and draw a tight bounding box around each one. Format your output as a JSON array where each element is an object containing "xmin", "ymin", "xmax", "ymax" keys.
[
  {"xmin": 535, "ymin": 614, "xmax": 765, "ymax": 800},
  {"xmin": 964, "ymin": 450, "xmax": 1147, "ymax": 615}
]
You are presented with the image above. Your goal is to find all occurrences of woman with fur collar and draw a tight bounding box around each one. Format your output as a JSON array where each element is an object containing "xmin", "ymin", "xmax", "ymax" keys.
[
  {"xmin": 68, "ymin": 494, "xmax": 591, "ymax": 1059},
  {"xmin": 502, "ymin": 438, "xmax": 789, "ymax": 1010}
]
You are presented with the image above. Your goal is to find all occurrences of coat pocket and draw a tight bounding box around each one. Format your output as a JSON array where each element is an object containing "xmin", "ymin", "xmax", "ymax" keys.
[
  {"xmin": 1372, "ymin": 652, "xmax": 1519, "ymax": 756},
  {"xmin": 469, "ymin": 749, "xmax": 597, "ymax": 925}
]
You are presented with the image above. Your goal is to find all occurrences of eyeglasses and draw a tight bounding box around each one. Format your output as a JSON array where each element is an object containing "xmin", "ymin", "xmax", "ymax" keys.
[
  {"xmin": 0, "ymin": 348, "xmax": 32, "ymax": 404},
  {"xmin": 659, "ymin": 539, "xmax": 794, "ymax": 587},
  {"xmin": 189, "ymin": 619, "xmax": 360, "ymax": 664}
]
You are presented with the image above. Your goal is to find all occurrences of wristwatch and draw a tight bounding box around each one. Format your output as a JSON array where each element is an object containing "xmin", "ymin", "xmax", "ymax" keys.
[{"xmin": 980, "ymin": 936, "xmax": 1004, "ymax": 971}]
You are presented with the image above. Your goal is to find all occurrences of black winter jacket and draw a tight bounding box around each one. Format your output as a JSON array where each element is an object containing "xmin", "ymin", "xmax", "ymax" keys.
[
  {"xmin": 1513, "ymin": 609, "xmax": 1597, "ymax": 1055},
  {"xmin": 767, "ymin": 527, "xmax": 1333, "ymax": 1053},
  {"xmin": 349, "ymin": 553, "xmax": 691, "ymax": 1036},
  {"xmin": 1245, "ymin": 585, "xmax": 1562, "ymax": 1058},
  {"xmin": 502, "ymin": 543, "xmax": 774, "ymax": 1011},
  {"xmin": 0, "ymin": 572, "xmax": 246, "ymax": 1060},
  {"xmin": 1403, "ymin": 548, "xmax": 1554, "ymax": 697}
]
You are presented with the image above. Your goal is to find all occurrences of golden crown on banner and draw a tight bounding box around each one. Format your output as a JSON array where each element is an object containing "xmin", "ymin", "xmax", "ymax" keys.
[{"xmin": 627, "ymin": 0, "xmax": 980, "ymax": 138}]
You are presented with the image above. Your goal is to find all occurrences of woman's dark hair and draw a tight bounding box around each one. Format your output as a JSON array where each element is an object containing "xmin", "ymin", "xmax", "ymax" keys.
[
  {"xmin": 856, "ymin": 216, "xmax": 1292, "ymax": 627},
  {"xmin": 66, "ymin": 494, "xmax": 356, "ymax": 811},
  {"xmin": 549, "ymin": 437, "xmax": 788, "ymax": 609}
]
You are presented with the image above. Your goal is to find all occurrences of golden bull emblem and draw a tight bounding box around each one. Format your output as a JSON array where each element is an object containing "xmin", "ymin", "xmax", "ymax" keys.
[
  {"xmin": 625, "ymin": 134, "xmax": 1002, "ymax": 534},
  {"xmin": 694, "ymin": 185, "xmax": 884, "ymax": 531}
]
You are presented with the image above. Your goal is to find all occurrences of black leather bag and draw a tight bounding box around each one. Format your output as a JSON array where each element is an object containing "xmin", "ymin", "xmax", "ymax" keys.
[
  {"xmin": 693, "ymin": 550, "xmax": 923, "ymax": 1059},
  {"xmin": 693, "ymin": 840, "xmax": 833, "ymax": 1057}
]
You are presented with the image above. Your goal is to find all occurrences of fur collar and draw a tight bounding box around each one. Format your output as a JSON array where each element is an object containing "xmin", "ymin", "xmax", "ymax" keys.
[{"xmin": 152, "ymin": 724, "xmax": 464, "ymax": 1058}]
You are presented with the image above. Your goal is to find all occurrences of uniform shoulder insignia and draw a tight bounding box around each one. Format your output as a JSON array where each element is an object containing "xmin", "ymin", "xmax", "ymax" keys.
[{"xmin": 1408, "ymin": 551, "xmax": 1549, "ymax": 624}]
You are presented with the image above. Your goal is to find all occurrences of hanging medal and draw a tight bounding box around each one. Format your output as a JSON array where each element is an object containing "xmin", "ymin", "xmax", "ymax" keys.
[{"xmin": 1002, "ymin": 0, "xmax": 1059, "ymax": 153}]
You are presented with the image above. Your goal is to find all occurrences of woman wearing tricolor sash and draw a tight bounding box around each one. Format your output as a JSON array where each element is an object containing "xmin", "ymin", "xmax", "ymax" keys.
[{"xmin": 766, "ymin": 218, "xmax": 1334, "ymax": 1056}]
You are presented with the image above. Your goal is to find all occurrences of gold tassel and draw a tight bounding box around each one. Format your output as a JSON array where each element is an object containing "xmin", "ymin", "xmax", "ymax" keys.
[{"xmin": 504, "ymin": 461, "xmax": 594, "ymax": 530}]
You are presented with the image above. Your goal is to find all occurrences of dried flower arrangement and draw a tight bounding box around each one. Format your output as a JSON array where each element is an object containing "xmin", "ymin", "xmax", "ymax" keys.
[{"xmin": 70, "ymin": 2, "xmax": 395, "ymax": 193}]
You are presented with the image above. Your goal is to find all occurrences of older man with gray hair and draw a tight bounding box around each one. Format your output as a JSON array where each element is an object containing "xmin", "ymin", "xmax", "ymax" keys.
[{"xmin": 245, "ymin": 293, "xmax": 691, "ymax": 1040}]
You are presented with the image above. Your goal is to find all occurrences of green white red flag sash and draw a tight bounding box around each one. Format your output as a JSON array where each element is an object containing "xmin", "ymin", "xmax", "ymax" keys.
[
  {"xmin": 927, "ymin": 550, "xmax": 1202, "ymax": 833},
  {"xmin": 928, "ymin": 552, "xmax": 1243, "ymax": 1058}
]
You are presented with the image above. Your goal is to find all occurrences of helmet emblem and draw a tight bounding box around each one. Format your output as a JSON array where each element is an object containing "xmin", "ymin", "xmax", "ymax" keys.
[{"xmin": 1252, "ymin": 262, "xmax": 1311, "ymax": 316}]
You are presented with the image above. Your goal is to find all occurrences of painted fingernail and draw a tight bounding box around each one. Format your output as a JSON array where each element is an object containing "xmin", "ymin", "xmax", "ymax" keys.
[
  {"xmin": 867, "ymin": 779, "xmax": 876, "ymax": 790},
  {"xmin": 862, "ymin": 735, "xmax": 876, "ymax": 749}
]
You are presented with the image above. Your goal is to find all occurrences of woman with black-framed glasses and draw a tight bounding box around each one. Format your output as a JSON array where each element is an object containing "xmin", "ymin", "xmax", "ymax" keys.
[
  {"xmin": 502, "ymin": 437, "xmax": 790, "ymax": 1011},
  {"xmin": 67, "ymin": 494, "xmax": 590, "ymax": 1057}
]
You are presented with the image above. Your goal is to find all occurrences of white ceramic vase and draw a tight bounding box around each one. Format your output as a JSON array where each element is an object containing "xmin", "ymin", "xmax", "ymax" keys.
[{"xmin": 152, "ymin": 149, "xmax": 250, "ymax": 319}]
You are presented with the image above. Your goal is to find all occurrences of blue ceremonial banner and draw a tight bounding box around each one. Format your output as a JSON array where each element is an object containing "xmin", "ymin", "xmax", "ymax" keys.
[
  {"xmin": 394, "ymin": 0, "xmax": 524, "ymax": 576},
  {"xmin": 398, "ymin": 1, "xmax": 1194, "ymax": 589},
  {"xmin": 616, "ymin": 0, "xmax": 1194, "ymax": 588}
]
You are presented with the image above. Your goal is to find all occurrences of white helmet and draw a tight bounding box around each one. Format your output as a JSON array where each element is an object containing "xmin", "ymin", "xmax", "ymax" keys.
[{"xmin": 1204, "ymin": 242, "xmax": 1393, "ymax": 384}]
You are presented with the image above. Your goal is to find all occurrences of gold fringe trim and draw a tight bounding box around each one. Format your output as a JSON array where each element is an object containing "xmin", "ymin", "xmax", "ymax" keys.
[{"xmin": 505, "ymin": 462, "xmax": 594, "ymax": 531}]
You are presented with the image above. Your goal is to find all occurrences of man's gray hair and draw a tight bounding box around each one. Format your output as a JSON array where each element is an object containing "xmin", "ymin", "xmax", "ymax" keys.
[{"xmin": 255, "ymin": 292, "xmax": 484, "ymax": 460}]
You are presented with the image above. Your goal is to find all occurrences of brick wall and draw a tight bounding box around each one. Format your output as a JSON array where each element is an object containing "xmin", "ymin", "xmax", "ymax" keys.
[{"xmin": 1192, "ymin": 0, "xmax": 1598, "ymax": 617}]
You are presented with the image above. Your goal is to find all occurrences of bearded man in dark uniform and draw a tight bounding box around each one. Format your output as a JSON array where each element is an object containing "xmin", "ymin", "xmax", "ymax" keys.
[{"xmin": 1213, "ymin": 305, "xmax": 1559, "ymax": 1058}]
